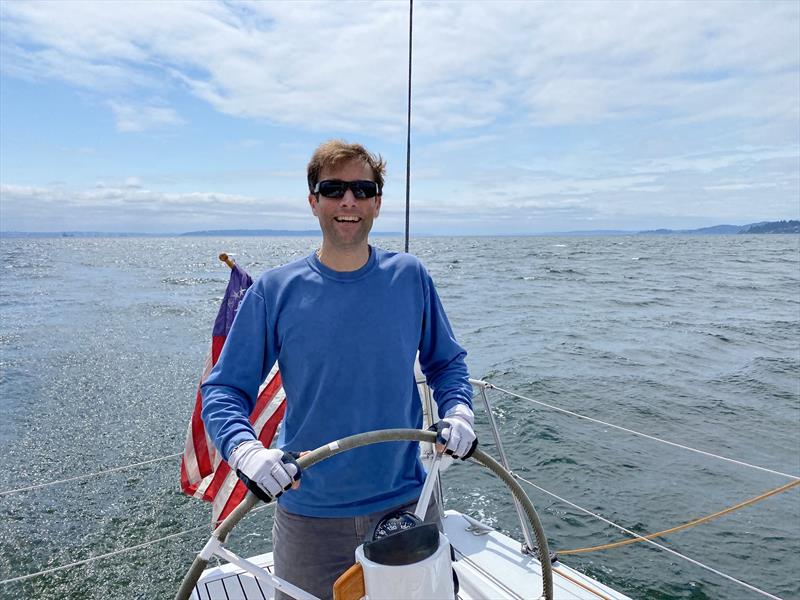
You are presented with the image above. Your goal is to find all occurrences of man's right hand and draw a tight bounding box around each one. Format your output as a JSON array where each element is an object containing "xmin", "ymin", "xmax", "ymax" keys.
[{"xmin": 229, "ymin": 440, "xmax": 301, "ymax": 502}]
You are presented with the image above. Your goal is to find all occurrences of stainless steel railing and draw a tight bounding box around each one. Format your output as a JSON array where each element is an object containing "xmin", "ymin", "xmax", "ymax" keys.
[
  {"xmin": 470, "ymin": 378, "xmax": 537, "ymax": 554},
  {"xmin": 417, "ymin": 370, "xmax": 537, "ymax": 554}
]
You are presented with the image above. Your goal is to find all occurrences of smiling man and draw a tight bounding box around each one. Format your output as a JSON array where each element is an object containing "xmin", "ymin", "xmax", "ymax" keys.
[
  {"xmin": 308, "ymin": 153, "xmax": 380, "ymax": 270},
  {"xmin": 201, "ymin": 140, "xmax": 474, "ymax": 599}
]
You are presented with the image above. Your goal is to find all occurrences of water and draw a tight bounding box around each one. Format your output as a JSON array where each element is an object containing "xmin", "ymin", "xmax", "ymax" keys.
[{"xmin": 0, "ymin": 235, "xmax": 798, "ymax": 600}]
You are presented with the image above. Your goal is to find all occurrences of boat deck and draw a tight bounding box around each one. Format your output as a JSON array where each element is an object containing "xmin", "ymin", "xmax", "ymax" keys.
[{"xmin": 191, "ymin": 510, "xmax": 632, "ymax": 600}]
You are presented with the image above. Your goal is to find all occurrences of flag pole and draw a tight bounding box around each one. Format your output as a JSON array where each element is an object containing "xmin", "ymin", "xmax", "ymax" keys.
[{"xmin": 218, "ymin": 253, "xmax": 235, "ymax": 269}]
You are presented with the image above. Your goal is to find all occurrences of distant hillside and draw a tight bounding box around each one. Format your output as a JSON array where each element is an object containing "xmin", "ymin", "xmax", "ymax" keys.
[
  {"xmin": 640, "ymin": 224, "xmax": 742, "ymax": 235},
  {"xmin": 180, "ymin": 229, "xmax": 321, "ymax": 237},
  {"xmin": 640, "ymin": 220, "xmax": 799, "ymax": 235},
  {"xmin": 2, "ymin": 221, "xmax": 796, "ymax": 238},
  {"xmin": 740, "ymin": 220, "xmax": 800, "ymax": 234},
  {"xmin": 0, "ymin": 231, "xmax": 169, "ymax": 238},
  {"xmin": 179, "ymin": 229, "xmax": 403, "ymax": 237}
]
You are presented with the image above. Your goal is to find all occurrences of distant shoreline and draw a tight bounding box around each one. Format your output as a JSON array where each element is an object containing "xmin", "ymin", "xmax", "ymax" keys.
[{"xmin": 2, "ymin": 220, "xmax": 797, "ymax": 238}]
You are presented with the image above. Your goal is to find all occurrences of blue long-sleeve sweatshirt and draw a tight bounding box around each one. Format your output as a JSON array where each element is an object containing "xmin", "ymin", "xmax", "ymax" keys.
[{"xmin": 201, "ymin": 247, "xmax": 472, "ymax": 517}]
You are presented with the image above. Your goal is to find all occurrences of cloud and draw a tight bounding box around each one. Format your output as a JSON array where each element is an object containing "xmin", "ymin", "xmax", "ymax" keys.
[
  {"xmin": 397, "ymin": 142, "xmax": 799, "ymax": 231},
  {"xmin": 1, "ymin": 1, "xmax": 797, "ymax": 233},
  {"xmin": 109, "ymin": 101, "xmax": 184, "ymax": 132},
  {"xmin": 1, "ymin": 1, "xmax": 797, "ymax": 136},
  {"xmin": 0, "ymin": 182, "xmax": 307, "ymax": 232},
  {"xmin": 703, "ymin": 182, "xmax": 780, "ymax": 192}
]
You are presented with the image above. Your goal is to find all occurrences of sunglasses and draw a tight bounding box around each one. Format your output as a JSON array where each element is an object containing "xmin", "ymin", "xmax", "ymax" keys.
[{"xmin": 314, "ymin": 180, "xmax": 380, "ymax": 200}]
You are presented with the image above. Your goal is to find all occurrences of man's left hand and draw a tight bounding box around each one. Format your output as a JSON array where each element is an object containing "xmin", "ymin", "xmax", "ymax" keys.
[{"xmin": 434, "ymin": 404, "xmax": 477, "ymax": 460}]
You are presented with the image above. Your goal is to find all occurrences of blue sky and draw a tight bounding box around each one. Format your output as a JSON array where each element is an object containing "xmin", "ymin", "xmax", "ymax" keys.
[{"xmin": 1, "ymin": 0, "xmax": 798, "ymax": 234}]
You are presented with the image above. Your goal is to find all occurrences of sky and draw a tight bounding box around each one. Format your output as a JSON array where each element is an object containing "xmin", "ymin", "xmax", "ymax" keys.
[{"xmin": 1, "ymin": 0, "xmax": 798, "ymax": 235}]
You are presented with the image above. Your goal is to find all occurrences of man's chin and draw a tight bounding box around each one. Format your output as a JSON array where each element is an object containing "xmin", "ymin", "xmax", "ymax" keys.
[{"xmin": 325, "ymin": 230, "xmax": 371, "ymax": 249}]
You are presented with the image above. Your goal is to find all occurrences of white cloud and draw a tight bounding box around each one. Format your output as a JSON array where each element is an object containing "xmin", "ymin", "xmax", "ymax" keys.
[
  {"xmin": 1, "ymin": 1, "xmax": 797, "ymax": 136},
  {"xmin": 398, "ymin": 142, "xmax": 799, "ymax": 231},
  {"xmin": 109, "ymin": 101, "xmax": 184, "ymax": 132},
  {"xmin": 1, "ymin": 1, "xmax": 797, "ymax": 233},
  {"xmin": 703, "ymin": 182, "xmax": 780, "ymax": 192},
  {"xmin": 0, "ymin": 182, "xmax": 307, "ymax": 232}
]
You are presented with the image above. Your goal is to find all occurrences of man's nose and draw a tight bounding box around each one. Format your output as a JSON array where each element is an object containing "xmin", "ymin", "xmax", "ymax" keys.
[{"xmin": 339, "ymin": 189, "xmax": 358, "ymax": 205}]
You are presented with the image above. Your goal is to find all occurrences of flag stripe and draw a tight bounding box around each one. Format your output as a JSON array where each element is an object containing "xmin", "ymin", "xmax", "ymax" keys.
[
  {"xmin": 202, "ymin": 381, "xmax": 283, "ymax": 501},
  {"xmin": 180, "ymin": 263, "xmax": 286, "ymax": 526}
]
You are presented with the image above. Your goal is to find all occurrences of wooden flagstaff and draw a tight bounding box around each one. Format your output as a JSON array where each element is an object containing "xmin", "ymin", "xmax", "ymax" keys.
[{"xmin": 218, "ymin": 253, "xmax": 235, "ymax": 269}]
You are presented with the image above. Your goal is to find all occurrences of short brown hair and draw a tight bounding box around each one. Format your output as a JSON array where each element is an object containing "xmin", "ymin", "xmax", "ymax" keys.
[{"xmin": 307, "ymin": 140, "xmax": 386, "ymax": 194}]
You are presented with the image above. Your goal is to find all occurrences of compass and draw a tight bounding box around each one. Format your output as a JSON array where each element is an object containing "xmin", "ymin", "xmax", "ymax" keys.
[{"xmin": 372, "ymin": 511, "xmax": 422, "ymax": 540}]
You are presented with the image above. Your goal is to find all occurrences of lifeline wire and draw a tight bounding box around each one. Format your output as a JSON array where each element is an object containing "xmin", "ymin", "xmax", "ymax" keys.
[
  {"xmin": 0, "ymin": 453, "xmax": 182, "ymax": 496},
  {"xmin": 0, "ymin": 504, "xmax": 276, "ymax": 585},
  {"xmin": 515, "ymin": 473, "xmax": 785, "ymax": 600},
  {"xmin": 0, "ymin": 523, "xmax": 208, "ymax": 585},
  {"xmin": 4, "ymin": 380, "xmax": 796, "ymax": 496},
  {"xmin": 489, "ymin": 383, "xmax": 800, "ymax": 481}
]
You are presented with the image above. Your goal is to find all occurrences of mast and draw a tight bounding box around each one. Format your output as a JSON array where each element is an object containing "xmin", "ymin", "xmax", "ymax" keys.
[{"xmin": 404, "ymin": 0, "xmax": 413, "ymax": 253}]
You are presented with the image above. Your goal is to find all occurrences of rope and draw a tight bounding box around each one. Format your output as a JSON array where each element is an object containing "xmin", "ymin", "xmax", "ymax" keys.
[
  {"xmin": 559, "ymin": 479, "xmax": 800, "ymax": 555},
  {"xmin": 403, "ymin": 0, "xmax": 413, "ymax": 253},
  {"xmin": 0, "ymin": 453, "xmax": 182, "ymax": 497},
  {"xmin": 552, "ymin": 566, "xmax": 613, "ymax": 600},
  {"xmin": 489, "ymin": 383, "xmax": 800, "ymax": 481},
  {"xmin": 0, "ymin": 504, "xmax": 275, "ymax": 585},
  {"xmin": 514, "ymin": 473, "xmax": 785, "ymax": 600}
]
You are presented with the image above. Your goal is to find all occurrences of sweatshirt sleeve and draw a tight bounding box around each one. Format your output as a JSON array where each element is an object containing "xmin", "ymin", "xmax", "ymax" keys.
[
  {"xmin": 201, "ymin": 286, "xmax": 277, "ymax": 461},
  {"xmin": 417, "ymin": 266, "xmax": 472, "ymax": 417}
]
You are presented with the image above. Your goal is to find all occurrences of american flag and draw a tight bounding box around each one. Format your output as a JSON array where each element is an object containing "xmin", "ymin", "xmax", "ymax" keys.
[{"xmin": 180, "ymin": 260, "xmax": 286, "ymax": 525}]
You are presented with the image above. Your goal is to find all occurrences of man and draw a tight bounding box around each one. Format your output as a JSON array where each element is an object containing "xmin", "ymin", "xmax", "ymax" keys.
[{"xmin": 201, "ymin": 140, "xmax": 475, "ymax": 599}]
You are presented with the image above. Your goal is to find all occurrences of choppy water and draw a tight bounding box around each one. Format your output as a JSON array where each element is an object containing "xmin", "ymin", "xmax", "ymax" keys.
[{"xmin": 0, "ymin": 235, "xmax": 798, "ymax": 600}]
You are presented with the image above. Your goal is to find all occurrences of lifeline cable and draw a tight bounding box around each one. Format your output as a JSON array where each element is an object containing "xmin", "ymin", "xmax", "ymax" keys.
[
  {"xmin": 0, "ymin": 526, "xmax": 207, "ymax": 586},
  {"xmin": 0, "ymin": 504, "xmax": 276, "ymax": 585},
  {"xmin": 559, "ymin": 478, "xmax": 800, "ymax": 555},
  {"xmin": 4, "ymin": 379, "xmax": 796, "ymax": 496},
  {"xmin": 4, "ymin": 379, "xmax": 795, "ymax": 496},
  {"xmin": 514, "ymin": 473, "xmax": 785, "ymax": 600},
  {"xmin": 487, "ymin": 383, "xmax": 800, "ymax": 481},
  {"xmin": 0, "ymin": 453, "xmax": 182, "ymax": 496}
]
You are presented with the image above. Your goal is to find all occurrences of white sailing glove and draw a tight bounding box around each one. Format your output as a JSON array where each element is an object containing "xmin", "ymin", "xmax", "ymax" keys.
[
  {"xmin": 435, "ymin": 404, "xmax": 478, "ymax": 460},
  {"xmin": 229, "ymin": 440, "xmax": 301, "ymax": 503}
]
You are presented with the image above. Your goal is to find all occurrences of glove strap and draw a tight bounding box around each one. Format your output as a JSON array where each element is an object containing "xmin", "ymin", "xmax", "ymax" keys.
[
  {"xmin": 462, "ymin": 437, "xmax": 479, "ymax": 460},
  {"xmin": 427, "ymin": 421, "xmax": 446, "ymax": 445},
  {"xmin": 428, "ymin": 421, "xmax": 479, "ymax": 460},
  {"xmin": 281, "ymin": 451, "xmax": 303, "ymax": 486},
  {"xmin": 236, "ymin": 450, "xmax": 303, "ymax": 504},
  {"xmin": 236, "ymin": 469, "xmax": 275, "ymax": 503}
]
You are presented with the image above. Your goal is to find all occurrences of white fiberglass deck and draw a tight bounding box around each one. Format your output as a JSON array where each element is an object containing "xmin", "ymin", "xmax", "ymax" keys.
[{"xmin": 190, "ymin": 510, "xmax": 632, "ymax": 600}]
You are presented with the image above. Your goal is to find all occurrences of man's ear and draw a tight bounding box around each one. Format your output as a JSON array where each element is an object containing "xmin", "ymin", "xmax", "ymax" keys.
[
  {"xmin": 308, "ymin": 193, "xmax": 318, "ymax": 216},
  {"xmin": 374, "ymin": 195, "xmax": 381, "ymax": 218}
]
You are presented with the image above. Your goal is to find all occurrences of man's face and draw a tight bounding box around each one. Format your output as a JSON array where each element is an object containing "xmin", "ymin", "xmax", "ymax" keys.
[{"xmin": 308, "ymin": 159, "xmax": 381, "ymax": 251}]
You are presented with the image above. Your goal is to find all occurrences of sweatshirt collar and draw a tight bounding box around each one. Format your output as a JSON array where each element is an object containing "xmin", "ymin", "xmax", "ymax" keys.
[{"xmin": 308, "ymin": 245, "xmax": 378, "ymax": 282}]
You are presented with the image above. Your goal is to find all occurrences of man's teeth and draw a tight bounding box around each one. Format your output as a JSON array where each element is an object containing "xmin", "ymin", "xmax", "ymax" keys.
[{"xmin": 335, "ymin": 217, "xmax": 361, "ymax": 222}]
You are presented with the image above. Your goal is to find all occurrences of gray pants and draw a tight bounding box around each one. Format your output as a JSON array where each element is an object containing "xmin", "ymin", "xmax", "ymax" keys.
[{"xmin": 272, "ymin": 496, "xmax": 441, "ymax": 600}]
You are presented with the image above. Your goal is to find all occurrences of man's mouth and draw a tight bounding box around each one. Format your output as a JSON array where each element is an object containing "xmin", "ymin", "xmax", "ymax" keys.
[{"xmin": 334, "ymin": 216, "xmax": 362, "ymax": 223}]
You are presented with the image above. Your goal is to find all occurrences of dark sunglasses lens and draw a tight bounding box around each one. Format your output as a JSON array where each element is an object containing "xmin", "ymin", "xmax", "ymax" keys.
[
  {"xmin": 353, "ymin": 181, "xmax": 378, "ymax": 198},
  {"xmin": 318, "ymin": 181, "xmax": 347, "ymax": 198},
  {"xmin": 317, "ymin": 180, "xmax": 378, "ymax": 199}
]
